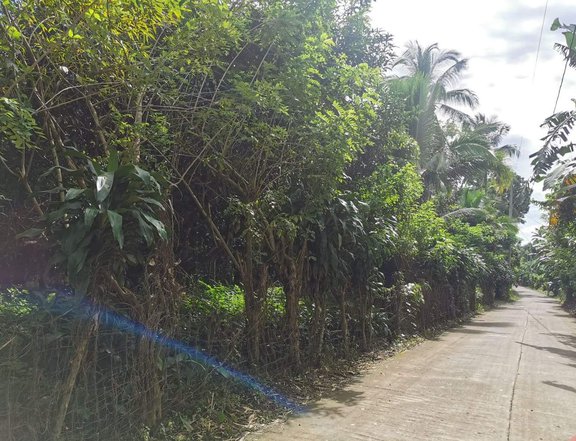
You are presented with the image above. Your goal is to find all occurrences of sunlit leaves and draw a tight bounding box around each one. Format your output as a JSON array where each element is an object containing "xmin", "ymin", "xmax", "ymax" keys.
[
  {"xmin": 0, "ymin": 98, "xmax": 40, "ymax": 152},
  {"xmin": 6, "ymin": 26, "xmax": 21, "ymax": 40}
]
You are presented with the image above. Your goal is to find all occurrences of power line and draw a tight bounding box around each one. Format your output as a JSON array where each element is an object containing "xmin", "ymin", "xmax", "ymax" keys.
[
  {"xmin": 532, "ymin": 0, "xmax": 549, "ymax": 84},
  {"xmin": 516, "ymin": 0, "xmax": 549, "ymax": 164},
  {"xmin": 553, "ymin": 24, "xmax": 576, "ymax": 113}
]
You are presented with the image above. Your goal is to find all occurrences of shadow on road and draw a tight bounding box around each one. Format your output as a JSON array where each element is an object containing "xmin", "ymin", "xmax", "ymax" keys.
[
  {"xmin": 542, "ymin": 380, "xmax": 576, "ymax": 395},
  {"xmin": 553, "ymin": 333, "xmax": 576, "ymax": 347},
  {"xmin": 303, "ymin": 379, "xmax": 365, "ymax": 418},
  {"xmin": 327, "ymin": 387, "xmax": 365, "ymax": 406},
  {"xmin": 468, "ymin": 321, "xmax": 515, "ymax": 327},
  {"xmin": 451, "ymin": 328, "xmax": 507, "ymax": 335},
  {"xmin": 517, "ymin": 341, "xmax": 576, "ymax": 361}
]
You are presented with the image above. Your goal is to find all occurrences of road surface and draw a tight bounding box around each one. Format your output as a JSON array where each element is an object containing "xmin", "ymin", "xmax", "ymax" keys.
[{"xmin": 246, "ymin": 287, "xmax": 576, "ymax": 441}]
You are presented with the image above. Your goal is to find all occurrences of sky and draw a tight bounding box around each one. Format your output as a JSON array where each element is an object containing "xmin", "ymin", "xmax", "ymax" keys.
[{"xmin": 370, "ymin": 0, "xmax": 576, "ymax": 243}]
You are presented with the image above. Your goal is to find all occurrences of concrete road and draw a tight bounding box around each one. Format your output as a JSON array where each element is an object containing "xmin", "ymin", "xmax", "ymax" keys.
[{"xmin": 246, "ymin": 287, "xmax": 576, "ymax": 441}]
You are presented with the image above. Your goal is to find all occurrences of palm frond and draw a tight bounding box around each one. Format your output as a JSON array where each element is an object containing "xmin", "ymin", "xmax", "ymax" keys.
[
  {"xmin": 442, "ymin": 88, "xmax": 479, "ymax": 108},
  {"xmin": 394, "ymin": 41, "xmax": 436, "ymax": 74},
  {"xmin": 495, "ymin": 144, "xmax": 520, "ymax": 158},
  {"xmin": 468, "ymin": 118, "xmax": 509, "ymax": 140},
  {"xmin": 442, "ymin": 207, "xmax": 488, "ymax": 222},
  {"xmin": 438, "ymin": 104, "xmax": 474, "ymax": 124},
  {"xmin": 542, "ymin": 160, "xmax": 576, "ymax": 190},
  {"xmin": 435, "ymin": 59, "xmax": 469, "ymax": 88},
  {"xmin": 554, "ymin": 43, "xmax": 576, "ymax": 68},
  {"xmin": 530, "ymin": 108, "xmax": 576, "ymax": 178},
  {"xmin": 450, "ymin": 134, "xmax": 493, "ymax": 160},
  {"xmin": 460, "ymin": 188, "xmax": 485, "ymax": 208},
  {"xmin": 434, "ymin": 49, "xmax": 462, "ymax": 65}
]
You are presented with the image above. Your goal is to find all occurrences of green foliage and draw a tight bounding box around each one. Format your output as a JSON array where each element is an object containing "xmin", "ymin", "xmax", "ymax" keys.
[
  {"xmin": 19, "ymin": 150, "xmax": 166, "ymax": 293},
  {"xmin": 194, "ymin": 280, "xmax": 245, "ymax": 316},
  {"xmin": 0, "ymin": 288, "xmax": 36, "ymax": 316},
  {"xmin": 0, "ymin": 98, "xmax": 40, "ymax": 154},
  {"xmin": 0, "ymin": 0, "xmax": 526, "ymax": 439},
  {"xmin": 523, "ymin": 19, "xmax": 576, "ymax": 304},
  {"xmin": 531, "ymin": 20, "xmax": 576, "ymax": 191}
]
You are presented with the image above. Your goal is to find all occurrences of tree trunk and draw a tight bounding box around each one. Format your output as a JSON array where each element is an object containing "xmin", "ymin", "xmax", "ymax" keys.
[
  {"xmin": 138, "ymin": 338, "xmax": 162, "ymax": 429},
  {"xmin": 563, "ymin": 281, "xmax": 574, "ymax": 304},
  {"xmin": 448, "ymin": 284, "xmax": 457, "ymax": 320},
  {"xmin": 393, "ymin": 284, "xmax": 403, "ymax": 337},
  {"xmin": 310, "ymin": 296, "xmax": 327, "ymax": 365},
  {"xmin": 308, "ymin": 274, "xmax": 326, "ymax": 365},
  {"xmin": 482, "ymin": 285, "xmax": 495, "ymax": 306},
  {"xmin": 285, "ymin": 261, "xmax": 301, "ymax": 368},
  {"xmin": 51, "ymin": 318, "xmax": 96, "ymax": 441},
  {"xmin": 243, "ymin": 279, "xmax": 262, "ymax": 365},
  {"xmin": 361, "ymin": 289, "xmax": 374, "ymax": 351},
  {"xmin": 242, "ymin": 261, "xmax": 267, "ymax": 365},
  {"xmin": 339, "ymin": 287, "xmax": 349, "ymax": 356},
  {"xmin": 357, "ymin": 283, "xmax": 374, "ymax": 352},
  {"xmin": 130, "ymin": 89, "xmax": 145, "ymax": 163},
  {"xmin": 469, "ymin": 282, "xmax": 477, "ymax": 313}
]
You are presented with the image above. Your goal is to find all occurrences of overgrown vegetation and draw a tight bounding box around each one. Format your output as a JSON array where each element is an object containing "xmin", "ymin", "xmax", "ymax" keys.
[
  {"xmin": 0, "ymin": 1, "xmax": 529, "ymax": 440},
  {"xmin": 518, "ymin": 19, "xmax": 576, "ymax": 307}
]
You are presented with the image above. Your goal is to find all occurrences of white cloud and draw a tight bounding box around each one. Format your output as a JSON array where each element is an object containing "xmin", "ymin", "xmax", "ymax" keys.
[{"xmin": 370, "ymin": 0, "xmax": 576, "ymax": 243}]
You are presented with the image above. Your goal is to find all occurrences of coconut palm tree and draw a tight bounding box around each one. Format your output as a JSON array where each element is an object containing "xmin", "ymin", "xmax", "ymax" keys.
[
  {"xmin": 393, "ymin": 43, "xmax": 520, "ymax": 200},
  {"xmin": 393, "ymin": 41, "xmax": 479, "ymax": 161},
  {"xmin": 420, "ymin": 115, "xmax": 519, "ymax": 199}
]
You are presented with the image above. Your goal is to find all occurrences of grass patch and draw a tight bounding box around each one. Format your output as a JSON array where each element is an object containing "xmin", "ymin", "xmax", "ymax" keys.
[{"xmin": 508, "ymin": 289, "xmax": 520, "ymax": 302}]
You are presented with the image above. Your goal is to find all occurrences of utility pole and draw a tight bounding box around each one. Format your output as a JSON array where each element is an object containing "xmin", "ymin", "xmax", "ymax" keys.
[
  {"xmin": 508, "ymin": 175, "xmax": 515, "ymax": 265},
  {"xmin": 508, "ymin": 175, "xmax": 514, "ymax": 219}
]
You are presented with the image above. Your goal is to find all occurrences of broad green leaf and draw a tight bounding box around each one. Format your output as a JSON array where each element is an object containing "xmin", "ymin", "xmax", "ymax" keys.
[
  {"xmin": 134, "ymin": 166, "xmax": 160, "ymax": 192},
  {"xmin": 87, "ymin": 159, "xmax": 102, "ymax": 176},
  {"xmin": 563, "ymin": 31, "xmax": 576, "ymax": 51},
  {"xmin": 551, "ymin": 18, "xmax": 561, "ymax": 31},
  {"xmin": 61, "ymin": 221, "xmax": 88, "ymax": 254},
  {"xmin": 65, "ymin": 188, "xmax": 85, "ymax": 201},
  {"xmin": 131, "ymin": 210, "xmax": 154, "ymax": 246},
  {"xmin": 96, "ymin": 172, "xmax": 114, "ymax": 202},
  {"xmin": 142, "ymin": 212, "xmax": 168, "ymax": 241},
  {"xmin": 68, "ymin": 246, "xmax": 89, "ymax": 275},
  {"xmin": 16, "ymin": 228, "xmax": 44, "ymax": 239},
  {"xmin": 138, "ymin": 196, "xmax": 164, "ymax": 209},
  {"xmin": 73, "ymin": 268, "xmax": 91, "ymax": 296},
  {"xmin": 63, "ymin": 147, "xmax": 90, "ymax": 160},
  {"xmin": 84, "ymin": 207, "xmax": 99, "ymax": 229},
  {"xmin": 133, "ymin": 166, "xmax": 151, "ymax": 186},
  {"xmin": 107, "ymin": 148, "xmax": 119, "ymax": 172},
  {"xmin": 107, "ymin": 210, "xmax": 124, "ymax": 249},
  {"xmin": 114, "ymin": 164, "xmax": 135, "ymax": 179}
]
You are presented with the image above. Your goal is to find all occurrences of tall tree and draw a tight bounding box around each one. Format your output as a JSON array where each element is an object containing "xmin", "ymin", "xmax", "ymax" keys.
[
  {"xmin": 530, "ymin": 19, "xmax": 576, "ymax": 191},
  {"xmin": 393, "ymin": 41, "xmax": 478, "ymax": 161}
]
